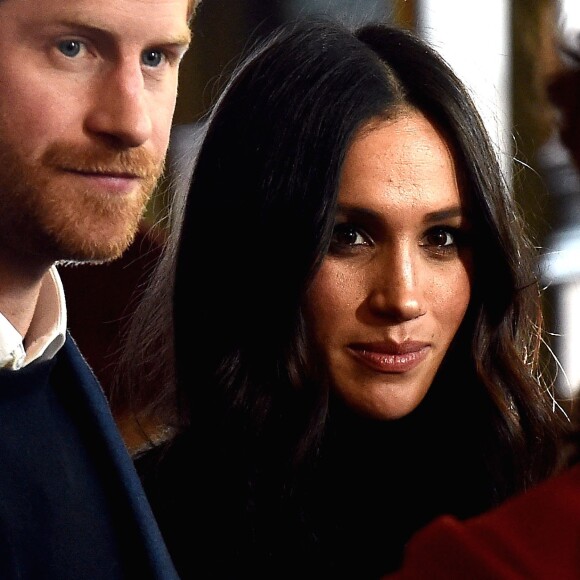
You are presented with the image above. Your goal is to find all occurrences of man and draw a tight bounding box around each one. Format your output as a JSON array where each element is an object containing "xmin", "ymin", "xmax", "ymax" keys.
[{"xmin": 0, "ymin": 0, "xmax": 196, "ymax": 577}]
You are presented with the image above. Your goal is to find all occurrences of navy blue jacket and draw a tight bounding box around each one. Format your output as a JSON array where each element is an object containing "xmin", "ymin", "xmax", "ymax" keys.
[{"xmin": 0, "ymin": 333, "xmax": 178, "ymax": 579}]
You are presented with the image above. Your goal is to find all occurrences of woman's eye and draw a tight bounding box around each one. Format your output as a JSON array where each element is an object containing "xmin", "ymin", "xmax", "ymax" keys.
[
  {"xmin": 330, "ymin": 224, "xmax": 369, "ymax": 250},
  {"xmin": 142, "ymin": 50, "xmax": 164, "ymax": 68},
  {"xmin": 58, "ymin": 40, "xmax": 83, "ymax": 58},
  {"xmin": 424, "ymin": 228, "xmax": 455, "ymax": 248}
]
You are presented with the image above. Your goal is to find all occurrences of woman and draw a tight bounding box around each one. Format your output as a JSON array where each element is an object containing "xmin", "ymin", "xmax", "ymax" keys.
[
  {"xmin": 120, "ymin": 18, "xmax": 567, "ymax": 579},
  {"xmin": 383, "ymin": 11, "xmax": 580, "ymax": 577}
]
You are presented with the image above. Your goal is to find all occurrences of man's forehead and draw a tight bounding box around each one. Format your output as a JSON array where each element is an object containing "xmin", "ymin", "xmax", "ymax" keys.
[{"xmin": 3, "ymin": 0, "xmax": 192, "ymax": 45}]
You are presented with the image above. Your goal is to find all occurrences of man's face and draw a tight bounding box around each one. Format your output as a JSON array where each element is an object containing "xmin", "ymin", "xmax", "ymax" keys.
[{"xmin": 0, "ymin": 0, "xmax": 191, "ymax": 266}]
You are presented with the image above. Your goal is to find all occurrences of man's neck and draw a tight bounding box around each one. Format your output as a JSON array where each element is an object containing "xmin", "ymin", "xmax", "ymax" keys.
[{"xmin": 0, "ymin": 249, "xmax": 52, "ymax": 338}]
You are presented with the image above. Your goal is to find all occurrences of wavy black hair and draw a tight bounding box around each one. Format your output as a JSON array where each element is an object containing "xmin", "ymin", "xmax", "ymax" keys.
[{"xmin": 119, "ymin": 17, "xmax": 567, "ymax": 578}]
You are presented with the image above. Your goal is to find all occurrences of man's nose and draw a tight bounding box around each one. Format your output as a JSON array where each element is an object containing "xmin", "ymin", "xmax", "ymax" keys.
[{"xmin": 85, "ymin": 60, "xmax": 152, "ymax": 148}]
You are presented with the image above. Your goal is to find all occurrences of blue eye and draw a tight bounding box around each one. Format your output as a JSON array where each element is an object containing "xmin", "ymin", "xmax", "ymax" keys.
[
  {"xmin": 142, "ymin": 50, "xmax": 164, "ymax": 67},
  {"xmin": 58, "ymin": 40, "xmax": 82, "ymax": 58}
]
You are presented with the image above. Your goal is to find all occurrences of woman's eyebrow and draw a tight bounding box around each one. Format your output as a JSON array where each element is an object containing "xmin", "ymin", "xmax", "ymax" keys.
[
  {"xmin": 424, "ymin": 206, "xmax": 467, "ymax": 223},
  {"xmin": 335, "ymin": 204, "xmax": 470, "ymax": 225},
  {"xmin": 335, "ymin": 204, "xmax": 379, "ymax": 220}
]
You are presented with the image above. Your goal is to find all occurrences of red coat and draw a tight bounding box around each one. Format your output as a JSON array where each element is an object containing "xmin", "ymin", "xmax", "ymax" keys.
[{"xmin": 385, "ymin": 464, "xmax": 580, "ymax": 579}]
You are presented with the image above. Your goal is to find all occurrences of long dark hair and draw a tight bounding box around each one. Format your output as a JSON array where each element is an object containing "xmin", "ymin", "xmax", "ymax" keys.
[{"xmin": 122, "ymin": 18, "xmax": 565, "ymax": 501}]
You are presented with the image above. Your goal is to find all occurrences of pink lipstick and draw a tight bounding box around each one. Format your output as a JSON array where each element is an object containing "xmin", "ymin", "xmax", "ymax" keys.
[{"xmin": 348, "ymin": 341, "xmax": 430, "ymax": 374}]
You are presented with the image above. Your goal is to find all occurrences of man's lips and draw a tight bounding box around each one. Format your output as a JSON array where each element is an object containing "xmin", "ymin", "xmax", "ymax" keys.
[
  {"xmin": 62, "ymin": 168, "xmax": 143, "ymax": 194},
  {"xmin": 348, "ymin": 341, "xmax": 430, "ymax": 373},
  {"xmin": 63, "ymin": 166, "xmax": 143, "ymax": 178}
]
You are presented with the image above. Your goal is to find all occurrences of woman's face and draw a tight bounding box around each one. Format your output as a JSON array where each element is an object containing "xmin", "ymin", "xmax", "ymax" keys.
[{"xmin": 304, "ymin": 110, "xmax": 473, "ymax": 420}]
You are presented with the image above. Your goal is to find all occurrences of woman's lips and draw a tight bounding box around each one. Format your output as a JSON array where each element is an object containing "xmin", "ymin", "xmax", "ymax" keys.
[{"xmin": 348, "ymin": 342, "xmax": 430, "ymax": 373}]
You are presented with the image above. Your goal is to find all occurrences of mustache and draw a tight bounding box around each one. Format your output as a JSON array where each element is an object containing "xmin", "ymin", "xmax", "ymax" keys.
[{"xmin": 42, "ymin": 142, "xmax": 164, "ymax": 179}]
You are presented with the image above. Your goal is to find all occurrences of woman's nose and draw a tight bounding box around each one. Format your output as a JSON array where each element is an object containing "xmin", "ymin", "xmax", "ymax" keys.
[{"xmin": 367, "ymin": 251, "xmax": 426, "ymax": 322}]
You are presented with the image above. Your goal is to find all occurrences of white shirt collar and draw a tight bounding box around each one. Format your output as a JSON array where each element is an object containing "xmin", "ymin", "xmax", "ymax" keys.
[{"xmin": 0, "ymin": 266, "xmax": 67, "ymax": 370}]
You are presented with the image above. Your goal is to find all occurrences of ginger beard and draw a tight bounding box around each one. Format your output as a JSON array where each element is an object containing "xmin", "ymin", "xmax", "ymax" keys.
[{"xmin": 0, "ymin": 138, "xmax": 163, "ymax": 265}]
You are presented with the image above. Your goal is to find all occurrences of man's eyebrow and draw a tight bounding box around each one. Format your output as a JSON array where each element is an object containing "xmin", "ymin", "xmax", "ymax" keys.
[
  {"xmin": 55, "ymin": 18, "xmax": 192, "ymax": 48},
  {"xmin": 165, "ymin": 29, "xmax": 192, "ymax": 48}
]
